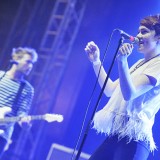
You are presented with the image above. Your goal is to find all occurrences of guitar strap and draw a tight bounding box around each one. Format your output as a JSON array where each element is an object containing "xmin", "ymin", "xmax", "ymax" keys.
[{"xmin": 13, "ymin": 81, "xmax": 26, "ymax": 114}]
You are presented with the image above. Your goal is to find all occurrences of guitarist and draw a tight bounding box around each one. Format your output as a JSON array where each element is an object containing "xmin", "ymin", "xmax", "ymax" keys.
[{"xmin": 0, "ymin": 47, "xmax": 38, "ymax": 158}]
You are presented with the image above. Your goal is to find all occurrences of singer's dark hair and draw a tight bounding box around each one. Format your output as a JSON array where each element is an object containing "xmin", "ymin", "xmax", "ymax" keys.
[
  {"xmin": 140, "ymin": 14, "xmax": 160, "ymax": 36},
  {"xmin": 11, "ymin": 47, "xmax": 38, "ymax": 63}
]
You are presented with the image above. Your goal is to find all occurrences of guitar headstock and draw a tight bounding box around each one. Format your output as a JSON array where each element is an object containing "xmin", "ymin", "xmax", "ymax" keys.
[{"xmin": 43, "ymin": 114, "xmax": 64, "ymax": 123}]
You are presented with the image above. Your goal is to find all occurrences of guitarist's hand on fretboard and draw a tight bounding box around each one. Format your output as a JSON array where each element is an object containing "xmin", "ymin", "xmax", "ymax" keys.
[{"xmin": 18, "ymin": 116, "xmax": 32, "ymax": 128}]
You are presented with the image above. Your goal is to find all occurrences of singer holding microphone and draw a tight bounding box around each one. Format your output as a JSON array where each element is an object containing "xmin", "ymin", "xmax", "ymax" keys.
[
  {"xmin": 0, "ymin": 47, "xmax": 38, "ymax": 158},
  {"xmin": 85, "ymin": 14, "xmax": 160, "ymax": 160}
]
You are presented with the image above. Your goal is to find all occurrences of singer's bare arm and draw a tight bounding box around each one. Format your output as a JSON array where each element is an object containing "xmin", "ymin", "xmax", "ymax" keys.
[
  {"xmin": 117, "ymin": 43, "xmax": 153, "ymax": 100},
  {"xmin": 85, "ymin": 41, "xmax": 119, "ymax": 97}
]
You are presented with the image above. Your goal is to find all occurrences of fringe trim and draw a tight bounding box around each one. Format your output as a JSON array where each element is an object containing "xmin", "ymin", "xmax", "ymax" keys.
[
  {"xmin": 93, "ymin": 109, "xmax": 114, "ymax": 134},
  {"xmin": 93, "ymin": 109, "xmax": 157, "ymax": 152}
]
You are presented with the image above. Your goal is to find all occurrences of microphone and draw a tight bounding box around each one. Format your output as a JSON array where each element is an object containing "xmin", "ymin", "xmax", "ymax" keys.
[
  {"xmin": 117, "ymin": 29, "xmax": 139, "ymax": 44},
  {"xmin": 9, "ymin": 60, "xmax": 18, "ymax": 65}
]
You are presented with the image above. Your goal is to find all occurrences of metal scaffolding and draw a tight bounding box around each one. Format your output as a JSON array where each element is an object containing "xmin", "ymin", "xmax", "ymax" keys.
[
  {"xmin": 29, "ymin": 1, "xmax": 87, "ymax": 159},
  {"xmin": 2, "ymin": 0, "xmax": 88, "ymax": 159}
]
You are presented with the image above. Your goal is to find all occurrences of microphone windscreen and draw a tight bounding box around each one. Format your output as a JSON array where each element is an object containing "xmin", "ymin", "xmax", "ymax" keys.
[{"xmin": 130, "ymin": 36, "xmax": 139, "ymax": 44}]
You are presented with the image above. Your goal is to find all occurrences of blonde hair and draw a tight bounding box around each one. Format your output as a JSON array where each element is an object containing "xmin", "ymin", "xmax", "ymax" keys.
[{"xmin": 11, "ymin": 47, "xmax": 38, "ymax": 63}]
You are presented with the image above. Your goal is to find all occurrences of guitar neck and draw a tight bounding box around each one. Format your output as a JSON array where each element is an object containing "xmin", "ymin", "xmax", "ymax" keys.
[
  {"xmin": 0, "ymin": 115, "xmax": 44, "ymax": 123},
  {"xmin": 28, "ymin": 115, "xmax": 44, "ymax": 121}
]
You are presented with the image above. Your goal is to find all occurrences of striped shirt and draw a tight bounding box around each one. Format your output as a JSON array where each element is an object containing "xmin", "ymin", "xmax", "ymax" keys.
[{"xmin": 0, "ymin": 71, "xmax": 34, "ymax": 140}]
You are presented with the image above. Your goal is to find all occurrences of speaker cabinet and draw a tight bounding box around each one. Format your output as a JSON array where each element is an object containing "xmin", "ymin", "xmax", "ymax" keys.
[{"xmin": 46, "ymin": 143, "xmax": 90, "ymax": 160}]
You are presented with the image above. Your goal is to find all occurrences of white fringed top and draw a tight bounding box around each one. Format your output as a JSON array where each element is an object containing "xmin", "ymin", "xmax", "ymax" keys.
[{"xmin": 93, "ymin": 56, "xmax": 160, "ymax": 152}]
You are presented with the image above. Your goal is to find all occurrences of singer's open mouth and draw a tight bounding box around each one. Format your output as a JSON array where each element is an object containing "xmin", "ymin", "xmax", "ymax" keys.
[{"xmin": 138, "ymin": 39, "xmax": 144, "ymax": 45}]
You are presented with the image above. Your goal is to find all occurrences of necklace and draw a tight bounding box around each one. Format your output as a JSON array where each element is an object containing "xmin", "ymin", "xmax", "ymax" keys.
[{"xmin": 130, "ymin": 54, "xmax": 160, "ymax": 74}]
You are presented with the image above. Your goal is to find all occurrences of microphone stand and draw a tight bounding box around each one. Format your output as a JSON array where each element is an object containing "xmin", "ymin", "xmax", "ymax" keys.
[{"xmin": 74, "ymin": 37, "xmax": 124, "ymax": 160}]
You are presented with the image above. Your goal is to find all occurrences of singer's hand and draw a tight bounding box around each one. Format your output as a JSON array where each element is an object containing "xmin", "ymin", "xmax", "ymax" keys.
[
  {"xmin": 84, "ymin": 41, "xmax": 100, "ymax": 63},
  {"xmin": 117, "ymin": 43, "xmax": 133, "ymax": 60}
]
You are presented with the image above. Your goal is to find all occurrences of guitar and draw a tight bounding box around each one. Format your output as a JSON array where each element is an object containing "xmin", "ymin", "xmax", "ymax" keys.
[
  {"xmin": 0, "ymin": 113, "xmax": 63, "ymax": 123},
  {"xmin": 0, "ymin": 107, "xmax": 63, "ymax": 134}
]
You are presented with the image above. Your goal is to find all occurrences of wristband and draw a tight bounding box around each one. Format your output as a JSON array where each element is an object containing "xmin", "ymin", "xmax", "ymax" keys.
[{"xmin": 92, "ymin": 60, "xmax": 101, "ymax": 65}]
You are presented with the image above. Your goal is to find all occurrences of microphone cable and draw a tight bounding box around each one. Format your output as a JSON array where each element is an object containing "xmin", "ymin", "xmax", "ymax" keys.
[{"xmin": 70, "ymin": 28, "xmax": 118, "ymax": 160}]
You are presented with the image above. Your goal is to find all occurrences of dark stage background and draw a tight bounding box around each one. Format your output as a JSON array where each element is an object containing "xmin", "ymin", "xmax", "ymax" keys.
[{"xmin": 0, "ymin": 0, "xmax": 159, "ymax": 159}]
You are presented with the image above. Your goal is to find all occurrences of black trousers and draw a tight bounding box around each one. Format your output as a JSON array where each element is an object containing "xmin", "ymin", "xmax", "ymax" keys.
[
  {"xmin": 0, "ymin": 136, "xmax": 7, "ymax": 158},
  {"xmin": 89, "ymin": 135, "xmax": 150, "ymax": 160}
]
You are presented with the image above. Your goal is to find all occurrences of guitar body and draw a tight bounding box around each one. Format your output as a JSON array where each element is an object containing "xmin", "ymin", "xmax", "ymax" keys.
[
  {"xmin": 0, "ymin": 107, "xmax": 12, "ymax": 134},
  {"xmin": 0, "ymin": 107, "xmax": 12, "ymax": 119}
]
